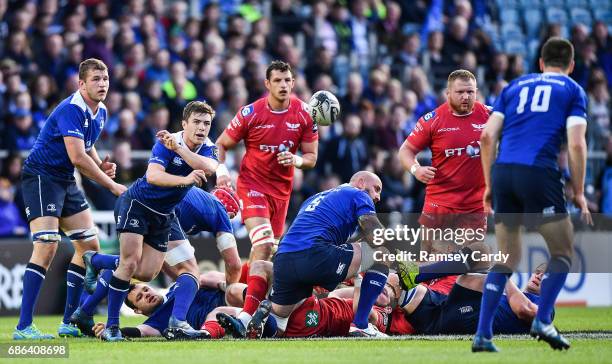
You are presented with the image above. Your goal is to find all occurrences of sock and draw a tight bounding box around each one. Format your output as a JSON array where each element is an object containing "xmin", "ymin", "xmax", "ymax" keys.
[
  {"xmin": 239, "ymin": 262, "xmax": 250, "ymax": 284},
  {"xmin": 353, "ymin": 263, "xmax": 389, "ymax": 329},
  {"xmin": 262, "ymin": 314, "xmax": 277, "ymax": 338},
  {"xmin": 82, "ymin": 270, "xmax": 113, "ymax": 316},
  {"xmin": 171, "ymin": 273, "xmax": 199, "ymax": 321},
  {"xmin": 79, "ymin": 290, "xmax": 90, "ymax": 307},
  {"xmin": 203, "ymin": 321, "xmax": 225, "ymax": 339},
  {"xmin": 476, "ymin": 266, "xmax": 512, "ymax": 339},
  {"xmin": 242, "ymin": 275, "xmax": 268, "ymax": 316},
  {"xmin": 17, "ymin": 263, "xmax": 46, "ymax": 330},
  {"xmin": 91, "ymin": 253, "xmax": 119, "ymax": 270},
  {"xmin": 62, "ymin": 263, "xmax": 86, "ymax": 324},
  {"xmin": 106, "ymin": 274, "xmax": 130, "ymax": 327},
  {"xmin": 536, "ymin": 255, "xmax": 571, "ymax": 325}
]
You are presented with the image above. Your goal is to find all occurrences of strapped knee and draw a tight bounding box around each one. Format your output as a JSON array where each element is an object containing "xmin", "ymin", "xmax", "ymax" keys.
[
  {"xmin": 32, "ymin": 230, "xmax": 61, "ymax": 244},
  {"xmin": 398, "ymin": 286, "xmax": 419, "ymax": 309},
  {"xmin": 216, "ymin": 232, "xmax": 237, "ymax": 252},
  {"xmin": 165, "ymin": 241, "xmax": 195, "ymax": 266},
  {"xmin": 249, "ymin": 223, "xmax": 274, "ymax": 248},
  {"xmin": 270, "ymin": 312, "xmax": 289, "ymax": 332},
  {"xmin": 65, "ymin": 227, "xmax": 98, "ymax": 243}
]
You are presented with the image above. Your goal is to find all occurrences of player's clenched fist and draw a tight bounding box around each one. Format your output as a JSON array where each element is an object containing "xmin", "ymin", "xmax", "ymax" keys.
[
  {"xmin": 157, "ymin": 130, "xmax": 179, "ymax": 151},
  {"xmin": 277, "ymin": 151, "xmax": 295, "ymax": 167},
  {"xmin": 414, "ymin": 166, "xmax": 437, "ymax": 183},
  {"xmin": 184, "ymin": 169, "xmax": 207, "ymax": 187},
  {"xmin": 100, "ymin": 155, "xmax": 117, "ymax": 179}
]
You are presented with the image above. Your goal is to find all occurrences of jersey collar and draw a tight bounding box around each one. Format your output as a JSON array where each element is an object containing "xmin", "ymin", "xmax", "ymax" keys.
[
  {"xmin": 173, "ymin": 131, "xmax": 205, "ymax": 153},
  {"xmin": 71, "ymin": 90, "xmax": 105, "ymax": 120}
]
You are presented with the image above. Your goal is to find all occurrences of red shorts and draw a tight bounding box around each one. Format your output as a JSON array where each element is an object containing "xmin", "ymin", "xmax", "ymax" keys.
[
  {"xmin": 236, "ymin": 185, "xmax": 289, "ymax": 238},
  {"xmin": 418, "ymin": 201, "xmax": 487, "ymax": 231},
  {"xmin": 423, "ymin": 275, "xmax": 458, "ymax": 295}
]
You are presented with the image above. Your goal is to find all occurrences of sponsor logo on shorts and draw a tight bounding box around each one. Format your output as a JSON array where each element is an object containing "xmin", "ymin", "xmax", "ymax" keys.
[
  {"xmin": 543, "ymin": 206, "xmax": 555, "ymax": 216},
  {"xmin": 129, "ymin": 218, "xmax": 140, "ymax": 228},
  {"xmin": 117, "ymin": 216, "xmax": 121, "ymax": 225},
  {"xmin": 46, "ymin": 203, "xmax": 56, "ymax": 212},
  {"xmin": 459, "ymin": 305, "xmax": 473, "ymax": 314},
  {"xmin": 305, "ymin": 310, "xmax": 320, "ymax": 327},
  {"xmin": 246, "ymin": 205, "xmax": 266, "ymax": 209},
  {"xmin": 336, "ymin": 262, "xmax": 346, "ymax": 275},
  {"xmin": 247, "ymin": 190, "xmax": 264, "ymax": 198},
  {"xmin": 25, "ymin": 207, "xmax": 30, "ymax": 217}
]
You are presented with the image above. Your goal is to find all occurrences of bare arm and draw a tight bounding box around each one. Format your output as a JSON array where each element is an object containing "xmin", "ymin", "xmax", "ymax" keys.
[
  {"xmin": 298, "ymin": 140, "xmax": 318, "ymax": 169},
  {"xmin": 480, "ymin": 113, "xmax": 504, "ymax": 212},
  {"xmin": 357, "ymin": 213, "xmax": 385, "ymax": 247},
  {"xmin": 146, "ymin": 163, "xmax": 206, "ymax": 188},
  {"xmin": 199, "ymin": 270, "xmax": 227, "ymax": 289},
  {"xmin": 64, "ymin": 137, "xmax": 125, "ymax": 196},
  {"xmin": 157, "ymin": 130, "xmax": 219, "ymax": 175},
  {"xmin": 86, "ymin": 145, "xmax": 103, "ymax": 166},
  {"xmin": 398, "ymin": 140, "xmax": 436, "ymax": 183},
  {"xmin": 567, "ymin": 123, "xmax": 592, "ymax": 224},
  {"xmin": 215, "ymin": 131, "xmax": 239, "ymax": 186},
  {"xmin": 136, "ymin": 324, "xmax": 161, "ymax": 337},
  {"xmin": 505, "ymin": 279, "xmax": 538, "ymax": 322}
]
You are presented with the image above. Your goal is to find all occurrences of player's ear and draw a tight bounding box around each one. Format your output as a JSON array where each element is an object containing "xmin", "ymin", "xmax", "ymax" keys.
[
  {"xmin": 264, "ymin": 78, "xmax": 271, "ymax": 91},
  {"xmin": 538, "ymin": 58, "xmax": 545, "ymax": 72},
  {"xmin": 181, "ymin": 119, "xmax": 187, "ymax": 129},
  {"xmin": 567, "ymin": 59, "xmax": 575, "ymax": 74}
]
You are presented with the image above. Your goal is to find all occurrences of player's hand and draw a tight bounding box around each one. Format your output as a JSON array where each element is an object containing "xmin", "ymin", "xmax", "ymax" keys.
[
  {"xmin": 157, "ymin": 130, "xmax": 180, "ymax": 151},
  {"xmin": 185, "ymin": 170, "xmax": 207, "ymax": 187},
  {"xmin": 216, "ymin": 174, "xmax": 232, "ymax": 188},
  {"xmin": 100, "ymin": 155, "xmax": 117, "ymax": 179},
  {"xmin": 111, "ymin": 183, "xmax": 127, "ymax": 196},
  {"xmin": 483, "ymin": 186, "xmax": 493, "ymax": 215},
  {"xmin": 413, "ymin": 166, "xmax": 437, "ymax": 183},
  {"xmin": 276, "ymin": 150, "xmax": 294, "ymax": 167},
  {"xmin": 93, "ymin": 322, "xmax": 105, "ymax": 338},
  {"xmin": 573, "ymin": 193, "xmax": 594, "ymax": 226}
]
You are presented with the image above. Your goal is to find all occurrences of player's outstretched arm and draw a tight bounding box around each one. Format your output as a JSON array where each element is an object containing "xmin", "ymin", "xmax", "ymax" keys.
[
  {"xmin": 146, "ymin": 163, "xmax": 206, "ymax": 188},
  {"xmin": 215, "ymin": 131, "xmax": 239, "ymax": 186},
  {"xmin": 567, "ymin": 123, "xmax": 593, "ymax": 225},
  {"xmin": 64, "ymin": 136, "xmax": 126, "ymax": 196},
  {"xmin": 157, "ymin": 130, "xmax": 219, "ymax": 175}
]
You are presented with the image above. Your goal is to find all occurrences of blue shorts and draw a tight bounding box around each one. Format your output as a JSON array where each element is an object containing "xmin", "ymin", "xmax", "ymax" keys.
[
  {"xmin": 406, "ymin": 288, "xmax": 448, "ymax": 334},
  {"xmin": 433, "ymin": 284, "xmax": 482, "ymax": 335},
  {"xmin": 114, "ymin": 193, "xmax": 175, "ymax": 252},
  {"xmin": 168, "ymin": 218, "xmax": 187, "ymax": 242},
  {"xmin": 492, "ymin": 163, "xmax": 567, "ymax": 226},
  {"xmin": 21, "ymin": 172, "xmax": 89, "ymax": 221},
  {"xmin": 270, "ymin": 243, "xmax": 354, "ymax": 305}
]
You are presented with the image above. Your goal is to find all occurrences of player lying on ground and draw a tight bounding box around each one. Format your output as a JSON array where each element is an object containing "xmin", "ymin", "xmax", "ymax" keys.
[
  {"xmin": 14, "ymin": 58, "xmax": 127, "ymax": 340},
  {"xmin": 87, "ymin": 271, "xmax": 248, "ymax": 339},
  {"xmin": 73, "ymin": 187, "xmax": 242, "ymax": 339}
]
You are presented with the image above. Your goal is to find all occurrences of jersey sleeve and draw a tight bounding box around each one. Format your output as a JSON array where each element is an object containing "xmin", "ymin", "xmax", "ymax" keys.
[
  {"xmin": 200, "ymin": 144, "xmax": 219, "ymax": 161},
  {"xmin": 405, "ymin": 114, "xmax": 433, "ymax": 151},
  {"xmin": 148, "ymin": 141, "xmax": 173, "ymax": 168},
  {"xmin": 353, "ymin": 190, "xmax": 376, "ymax": 218},
  {"xmin": 567, "ymin": 84, "xmax": 588, "ymax": 123},
  {"xmin": 57, "ymin": 105, "xmax": 85, "ymax": 139},
  {"xmin": 225, "ymin": 105, "xmax": 252, "ymax": 142}
]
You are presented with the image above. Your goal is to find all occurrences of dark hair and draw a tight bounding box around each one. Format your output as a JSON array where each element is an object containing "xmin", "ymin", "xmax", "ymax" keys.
[
  {"xmin": 265, "ymin": 60, "xmax": 293, "ymax": 80},
  {"xmin": 541, "ymin": 37, "xmax": 574, "ymax": 70},
  {"xmin": 78, "ymin": 58, "xmax": 108, "ymax": 80},
  {"xmin": 124, "ymin": 284, "xmax": 137, "ymax": 310},
  {"xmin": 447, "ymin": 69, "xmax": 476, "ymax": 87},
  {"xmin": 182, "ymin": 100, "xmax": 215, "ymax": 121}
]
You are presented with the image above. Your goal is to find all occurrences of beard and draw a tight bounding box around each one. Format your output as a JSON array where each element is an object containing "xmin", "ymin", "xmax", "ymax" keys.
[{"xmin": 449, "ymin": 98, "xmax": 474, "ymax": 115}]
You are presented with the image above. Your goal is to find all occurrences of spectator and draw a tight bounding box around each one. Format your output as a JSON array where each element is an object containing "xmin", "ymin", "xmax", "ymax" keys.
[
  {"xmin": 322, "ymin": 114, "xmax": 369, "ymax": 182},
  {"xmin": 3, "ymin": 109, "xmax": 38, "ymax": 151},
  {"xmin": 0, "ymin": 177, "xmax": 27, "ymax": 237}
]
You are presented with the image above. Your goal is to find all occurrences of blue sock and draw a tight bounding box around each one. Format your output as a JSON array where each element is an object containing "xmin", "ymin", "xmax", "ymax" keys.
[
  {"xmin": 17, "ymin": 263, "xmax": 46, "ymax": 330},
  {"xmin": 82, "ymin": 270, "xmax": 113, "ymax": 316},
  {"xmin": 62, "ymin": 263, "xmax": 85, "ymax": 324},
  {"xmin": 107, "ymin": 274, "xmax": 130, "ymax": 327},
  {"xmin": 262, "ymin": 314, "xmax": 277, "ymax": 338},
  {"xmin": 536, "ymin": 255, "xmax": 571, "ymax": 325},
  {"xmin": 171, "ymin": 273, "xmax": 199, "ymax": 321},
  {"xmin": 91, "ymin": 253, "xmax": 119, "ymax": 270},
  {"xmin": 79, "ymin": 290, "xmax": 90, "ymax": 307},
  {"xmin": 476, "ymin": 265, "xmax": 512, "ymax": 339},
  {"xmin": 353, "ymin": 264, "xmax": 389, "ymax": 329}
]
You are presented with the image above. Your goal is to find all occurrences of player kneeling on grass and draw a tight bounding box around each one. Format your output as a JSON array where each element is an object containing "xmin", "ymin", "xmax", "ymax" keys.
[
  {"xmin": 217, "ymin": 171, "xmax": 391, "ymax": 338},
  {"xmin": 72, "ymin": 187, "xmax": 242, "ymax": 340}
]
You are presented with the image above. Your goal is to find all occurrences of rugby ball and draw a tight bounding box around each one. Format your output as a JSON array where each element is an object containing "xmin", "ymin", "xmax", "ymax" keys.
[{"xmin": 308, "ymin": 90, "xmax": 340, "ymax": 126}]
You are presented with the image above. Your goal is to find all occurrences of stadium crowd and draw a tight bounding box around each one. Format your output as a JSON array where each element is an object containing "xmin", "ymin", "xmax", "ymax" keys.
[{"xmin": 1, "ymin": 0, "xmax": 611, "ymax": 237}]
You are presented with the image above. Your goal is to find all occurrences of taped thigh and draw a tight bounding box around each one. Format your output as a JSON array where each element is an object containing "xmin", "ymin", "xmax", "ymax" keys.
[
  {"xmin": 64, "ymin": 227, "xmax": 98, "ymax": 243},
  {"xmin": 249, "ymin": 223, "xmax": 274, "ymax": 248}
]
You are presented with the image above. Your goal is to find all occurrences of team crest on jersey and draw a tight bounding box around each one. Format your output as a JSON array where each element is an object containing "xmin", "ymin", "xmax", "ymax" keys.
[
  {"xmin": 100, "ymin": 117, "xmax": 105, "ymax": 129},
  {"xmin": 471, "ymin": 123, "xmax": 486, "ymax": 130},
  {"xmin": 286, "ymin": 122, "xmax": 300, "ymax": 131},
  {"xmin": 241, "ymin": 104, "xmax": 254, "ymax": 117},
  {"xmin": 84, "ymin": 118, "xmax": 89, "ymax": 128},
  {"xmin": 305, "ymin": 310, "xmax": 319, "ymax": 327},
  {"xmin": 212, "ymin": 147, "xmax": 219, "ymax": 159},
  {"xmin": 172, "ymin": 156, "xmax": 183, "ymax": 166},
  {"xmin": 423, "ymin": 111, "xmax": 435, "ymax": 122}
]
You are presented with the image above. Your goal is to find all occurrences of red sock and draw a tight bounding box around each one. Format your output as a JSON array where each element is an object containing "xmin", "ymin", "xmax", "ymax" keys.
[
  {"xmin": 202, "ymin": 321, "xmax": 225, "ymax": 339},
  {"xmin": 239, "ymin": 262, "xmax": 250, "ymax": 284},
  {"xmin": 243, "ymin": 275, "xmax": 268, "ymax": 316}
]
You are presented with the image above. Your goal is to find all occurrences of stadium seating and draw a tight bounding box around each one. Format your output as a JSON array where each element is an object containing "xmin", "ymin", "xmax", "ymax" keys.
[
  {"xmin": 546, "ymin": 7, "xmax": 569, "ymax": 25},
  {"xmin": 570, "ymin": 8, "xmax": 593, "ymax": 27}
]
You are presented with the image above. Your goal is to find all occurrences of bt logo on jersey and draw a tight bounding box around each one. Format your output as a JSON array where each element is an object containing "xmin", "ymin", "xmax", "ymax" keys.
[
  {"xmin": 444, "ymin": 141, "xmax": 481, "ymax": 158},
  {"xmin": 259, "ymin": 140, "xmax": 295, "ymax": 153}
]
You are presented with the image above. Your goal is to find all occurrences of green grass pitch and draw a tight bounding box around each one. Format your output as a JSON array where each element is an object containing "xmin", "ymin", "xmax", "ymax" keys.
[{"xmin": 1, "ymin": 307, "xmax": 612, "ymax": 364}]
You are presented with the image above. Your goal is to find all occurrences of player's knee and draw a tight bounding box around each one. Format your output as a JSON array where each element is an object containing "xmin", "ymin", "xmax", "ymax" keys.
[
  {"xmin": 32, "ymin": 230, "xmax": 61, "ymax": 245},
  {"xmin": 65, "ymin": 227, "xmax": 98, "ymax": 243},
  {"xmin": 119, "ymin": 259, "xmax": 139, "ymax": 275},
  {"xmin": 249, "ymin": 259, "xmax": 269, "ymax": 277}
]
